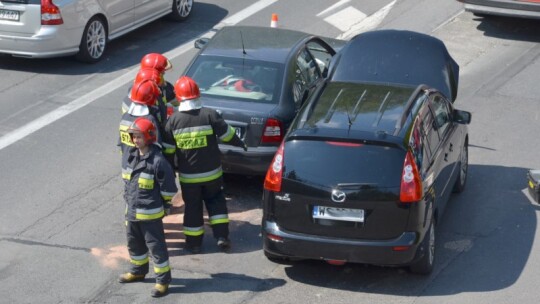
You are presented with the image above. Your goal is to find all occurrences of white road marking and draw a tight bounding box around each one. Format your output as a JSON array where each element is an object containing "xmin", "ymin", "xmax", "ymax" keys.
[
  {"xmin": 324, "ymin": 6, "xmax": 367, "ymax": 32},
  {"xmin": 316, "ymin": 0, "xmax": 350, "ymax": 17},
  {"xmin": 432, "ymin": 9, "xmax": 464, "ymax": 33},
  {"xmin": 336, "ymin": 0, "xmax": 396, "ymax": 40},
  {"xmin": 0, "ymin": 0, "xmax": 278, "ymax": 151}
]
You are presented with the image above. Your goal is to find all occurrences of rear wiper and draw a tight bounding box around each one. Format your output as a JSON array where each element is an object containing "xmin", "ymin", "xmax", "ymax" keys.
[{"xmin": 323, "ymin": 88, "xmax": 343, "ymax": 123}]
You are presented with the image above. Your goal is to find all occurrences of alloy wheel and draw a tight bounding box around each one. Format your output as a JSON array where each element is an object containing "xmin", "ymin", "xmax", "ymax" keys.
[
  {"xmin": 176, "ymin": 0, "xmax": 193, "ymax": 18},
  {"xmin": 85, "ymin": 20, "xmax": 106, "ymax": 59},
  {"xmin": 428, "ymin": 223, "xmax": 435, "ymax": 266}
]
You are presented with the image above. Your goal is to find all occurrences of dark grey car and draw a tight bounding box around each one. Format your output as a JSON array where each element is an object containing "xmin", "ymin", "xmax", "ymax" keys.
[{"xmin": 183, "ymin": 26, "xmax": 345, "ymax": 175}]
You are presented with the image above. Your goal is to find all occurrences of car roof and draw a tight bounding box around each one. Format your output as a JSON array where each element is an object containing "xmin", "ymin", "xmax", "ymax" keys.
[
  {"xmin": 330, "ymin": 29, "xmax": 459, "ymax": 102},
  {"xmin": 199, "ymin": 26, "xmax": 312, "ymax": 63}
]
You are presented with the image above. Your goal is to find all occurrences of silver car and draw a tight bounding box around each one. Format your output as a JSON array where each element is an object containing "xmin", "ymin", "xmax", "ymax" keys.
[
  {"xmin": 458, "ymin": 0, "xmax": 540, "ymax": 19},
  {"xmin": 0, "ymin": 0, "xmax": 193, "ymax": 62}
]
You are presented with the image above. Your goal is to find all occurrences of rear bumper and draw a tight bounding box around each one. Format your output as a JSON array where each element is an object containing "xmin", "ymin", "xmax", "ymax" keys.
[
  {"xmin": 263, "ymin": 220, "xmax": 421, "ymax": 266},
  {"xmin": 460, "ymin": 0, "xmax": 540, "ymax": 19},
  {"xmin": 219, "ymin": 144, "xmax": 276, "ymax": 175},
  {"xmin": 0, "ymin": 25, "xmax": 81, "ymax": 58}
]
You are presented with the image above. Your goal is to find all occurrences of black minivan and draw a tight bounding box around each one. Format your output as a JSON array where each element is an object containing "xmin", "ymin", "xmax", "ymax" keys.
[{"xmin": 261, "ymin": 30, "xmax": 471, "ymax": 274}]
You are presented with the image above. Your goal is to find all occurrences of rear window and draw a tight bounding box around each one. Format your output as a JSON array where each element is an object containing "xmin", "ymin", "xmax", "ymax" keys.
[
  {"xmin": 301, "ymin": 82, "xmax": 414, "ymax": 134},
  {"xmin": 283, "ymin": 140, "xmax": 405, "ymax": 187},
  {"xmin": 186, "ymin": 56, "xmax": 283, "ymax": 104}
]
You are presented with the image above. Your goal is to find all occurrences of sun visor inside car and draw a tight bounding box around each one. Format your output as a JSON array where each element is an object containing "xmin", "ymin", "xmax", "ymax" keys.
[{"xmin": 332, "ymin": 30, "xmax": 459, "ymax": 102}]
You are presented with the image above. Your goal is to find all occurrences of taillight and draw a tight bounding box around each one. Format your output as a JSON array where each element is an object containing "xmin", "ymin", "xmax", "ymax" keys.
[
  {"xmin": 400, "ymin": 150, "xmax": 422, "ymax": 203},
  {"xmin": 261, "ymin": 118, "xmax": 283, "ymax": 143},
  {"xmin": 264, "ymin": 141, "xmax": 284, "ymax": 192},
  {"xmin": 41, "ymin": 0, "xmax": 63, "ymax": 25}
]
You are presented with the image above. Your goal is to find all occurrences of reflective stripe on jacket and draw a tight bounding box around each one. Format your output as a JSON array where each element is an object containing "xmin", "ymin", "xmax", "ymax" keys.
[
  {"xmin": 122, "ymin": 145, "xmax": 178, "ymax": 221},
  {"xmin": 164, "ymin": 107, "xmax": 244, "ymax": 184}
]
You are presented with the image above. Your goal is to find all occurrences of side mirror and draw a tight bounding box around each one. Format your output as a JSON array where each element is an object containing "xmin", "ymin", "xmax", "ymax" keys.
[
  {"xmin": 453, "ymin": 109, "xmax": 471, "ymax": 124},
  {"xmin": 194, "ymin": 38, "xmax": 210, "ymax": 49}
]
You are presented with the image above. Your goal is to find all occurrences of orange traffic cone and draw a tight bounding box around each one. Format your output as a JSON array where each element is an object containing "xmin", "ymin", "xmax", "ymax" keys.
[{"xmin": 270, "ymin": 13, "xmax": 278, "ymax": 28}]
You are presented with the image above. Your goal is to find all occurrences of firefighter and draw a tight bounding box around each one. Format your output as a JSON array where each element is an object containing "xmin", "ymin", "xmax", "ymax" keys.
[
  {"xmin": 164, "ymin": 76, "xmax": 247, "ymax": 253},
  {"xmin": 119, "ymin": 117, "xmax": 178, "ymax": 298},
  {"xmin": 118, "ymin": 79, "xmax": 164, "ymax": 156},
  {"xmin": 122, "ymin": 53, "xmax": 177, "ymax": 122}
]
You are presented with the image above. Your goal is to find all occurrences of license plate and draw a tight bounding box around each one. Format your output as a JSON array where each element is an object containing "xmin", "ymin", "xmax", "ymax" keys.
[
  {"xmin": 0, "ymin": 9, "xmax": 20, "ymax": 21},
  {"xmin": 313, "ymin": 205, "xmax": 364, "ymax": 222}
]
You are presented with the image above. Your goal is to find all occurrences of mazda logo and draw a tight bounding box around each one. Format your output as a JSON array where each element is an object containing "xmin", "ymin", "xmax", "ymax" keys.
[{"xmin": 331, "ymin": 190, "xmax": 346, "ymax": 203}]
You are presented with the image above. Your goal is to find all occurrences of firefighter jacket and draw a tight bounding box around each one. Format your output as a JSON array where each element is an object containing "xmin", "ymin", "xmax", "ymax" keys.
[
  {"xmin": 164, "ymin": 106, "xmax": 245, "ymax": 184},
  {"xmin": 122, "ymin": 145, "xmax": 178, "ymax": 221}
]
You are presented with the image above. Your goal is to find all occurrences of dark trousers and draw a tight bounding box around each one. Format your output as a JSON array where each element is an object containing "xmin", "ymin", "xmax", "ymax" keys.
[
  {"xmin": 181, "ymin": 179, "xmax": 229, "ymax": 247},
  {"xmin": 126, "ymin": 220, "xmax": 171, "ymax": 284}
]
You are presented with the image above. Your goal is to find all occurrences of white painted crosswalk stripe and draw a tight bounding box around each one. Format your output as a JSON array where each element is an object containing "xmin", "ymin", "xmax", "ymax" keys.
[
  {"xmin": 324, "ymin": 6, "xmax": 367, "ymax": 32},
  {"xmin": 316, "ymin": 0, "xmax": 351, "ymax": 17}
]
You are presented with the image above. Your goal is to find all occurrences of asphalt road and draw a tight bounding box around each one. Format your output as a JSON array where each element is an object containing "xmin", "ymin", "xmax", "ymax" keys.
[{"xmin": 1, "ymin": 0, "xmax": 540, "ymax": 303}]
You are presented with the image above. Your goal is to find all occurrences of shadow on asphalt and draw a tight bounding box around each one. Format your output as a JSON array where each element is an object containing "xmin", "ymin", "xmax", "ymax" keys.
[
  {"xmin": 167, "ymin": 272, "xmax": 286, "ymax": 294},
  {"xmin": 473, "ymin": 14, "xmax": 540, "ymax": 43},
  {"xmin": 163, "ymin": 173, "xmax": 264, "ymax": 257},
  {"xmin": 278, "ymin": 164, "xmax": 537, "ymax": 296}
]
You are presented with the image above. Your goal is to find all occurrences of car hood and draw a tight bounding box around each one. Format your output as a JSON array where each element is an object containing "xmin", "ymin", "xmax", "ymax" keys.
[{"xmin": 331, "ymin": 29, "xmax": 459, "ymax": 102}]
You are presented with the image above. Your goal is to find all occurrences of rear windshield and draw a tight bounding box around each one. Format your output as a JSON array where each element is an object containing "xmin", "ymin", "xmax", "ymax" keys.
[
  {"xmin": 283, "ymin": 139, "xmax": 405, "ymax": 188},
  {"xmin": 186, "ymin": 56, "xmax": 283, "ymax": 104},
  {"xmin": 301, "ymin": 82, "xmax": 414, "ymax": 134}
]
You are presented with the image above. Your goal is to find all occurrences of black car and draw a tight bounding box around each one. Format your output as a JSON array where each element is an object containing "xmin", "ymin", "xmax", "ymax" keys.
[
  {"xmin": 183, "ymin": 26, "xmax": 345, "ymax": 175},
  {"xmin": 262, "ymin": 30, "xmax": 471, "ymax": 274}
]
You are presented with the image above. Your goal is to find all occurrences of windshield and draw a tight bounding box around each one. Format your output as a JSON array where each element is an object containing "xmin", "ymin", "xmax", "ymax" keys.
[{"xmin": 186, "ymin": 55, "xmax": 283, "ymax": 104}]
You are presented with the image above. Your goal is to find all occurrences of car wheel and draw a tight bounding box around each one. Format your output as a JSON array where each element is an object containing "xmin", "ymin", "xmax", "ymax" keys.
[
  {"xmin": 76, "ymin": 17, "xmax": 107, "ymax": 63},
  {"xmin": 410, "ymin": 219, "xmax": 435, "ymax": 275},
  {"xmin": 453, "ymin": 140, "xmax": 468, "ymax": 193},
  {"xmin": 169, "ymin": 0, "xmax": 193, "ymax": 21}
]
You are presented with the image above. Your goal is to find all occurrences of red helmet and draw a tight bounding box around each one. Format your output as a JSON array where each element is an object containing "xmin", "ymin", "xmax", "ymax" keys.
[
  {"xmin": 128, "ymin": 117, "xmax": 157, "ymax": 144},
  {"xmin": 174, "ymin": 76, "xmax": 200, "ymax": 101},
  {"xmin": 140, "ymin": 53, "xmax": 172, "ymax": 73},
  {"xmin": 135, "ymin": 68, "xmax": 164, "ymax": 86},
  {"xmin": 130, "ymin": 79, "xmax": 160, "ymax": 106}
]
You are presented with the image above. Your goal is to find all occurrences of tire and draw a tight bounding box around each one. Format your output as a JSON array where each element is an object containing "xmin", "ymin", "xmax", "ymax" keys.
[
  {"xmin": 76, "ymin": 17, "xmax": 108, "ymax": 63},
  {"xmin": 169, "ymin": 0, "xmax": 194, "ymax": 21},
  {"xmin": 453, "ymin": 140, "xmax": 468, "ymax": 193},
  {"xmin": 410, "ymin": 220, "xmax": 435, "ymax": 275}
]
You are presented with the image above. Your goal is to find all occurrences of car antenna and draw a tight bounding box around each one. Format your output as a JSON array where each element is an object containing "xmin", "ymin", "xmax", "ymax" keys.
[{"xmin": 240, "ymin": 31, "xmax": 247, "ymax": 55}]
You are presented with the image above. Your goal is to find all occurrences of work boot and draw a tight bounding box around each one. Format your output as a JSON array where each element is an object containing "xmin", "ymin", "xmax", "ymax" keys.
[
  {"xmin": 217, "ymin": 237, "xmax": 231, "ymax": 251},
  {"xmin": 118, "ymin": 273, "xmax": 145, "ymax": 283},
  {"xmin": 151, "ymin": 283, "xmax": 169, "ymax": 298},
  {"xmin": 185, "ymin": 243, "xmax": 201, "ymax": 254}
]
